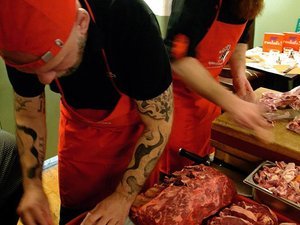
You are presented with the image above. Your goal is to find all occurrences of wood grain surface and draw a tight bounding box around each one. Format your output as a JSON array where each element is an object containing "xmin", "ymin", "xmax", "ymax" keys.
[{"xmin": 212, "ymin": 87, "xmax": 300, "ymax": 163}]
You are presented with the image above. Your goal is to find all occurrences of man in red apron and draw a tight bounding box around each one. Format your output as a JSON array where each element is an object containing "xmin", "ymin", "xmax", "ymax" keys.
[
  {"xmin": 150, "ymin": 0, "xmax": 271, "ymax": 179},
  {"xmin": 0, "ymin": 0, "xmax": 173, "ymax": 224}
]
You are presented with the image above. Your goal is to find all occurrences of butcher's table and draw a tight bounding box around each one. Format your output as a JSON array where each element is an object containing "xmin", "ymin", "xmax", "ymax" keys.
[{"xmin": 211, "ymin": 87, "xmax": 300, "ymax": 165}]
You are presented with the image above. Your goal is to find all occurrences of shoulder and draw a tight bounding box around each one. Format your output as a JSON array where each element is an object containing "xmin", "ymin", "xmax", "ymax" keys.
[
  {"xmin": 165, "ymin": 0, "xmax": 218, "ymax": 59},
  {"xmin": 110, "ymin": 0, "xmax": 158, "ymax": 29}
]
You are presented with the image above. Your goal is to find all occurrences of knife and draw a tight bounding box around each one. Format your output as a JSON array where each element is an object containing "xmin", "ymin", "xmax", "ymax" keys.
[
  {"xmin": 263, "ymin": 110, "xmax": 300, "ymax": 121},
  {"xmin": 178, "ymin": 148, "xmax": 211, "ymax": 166}
]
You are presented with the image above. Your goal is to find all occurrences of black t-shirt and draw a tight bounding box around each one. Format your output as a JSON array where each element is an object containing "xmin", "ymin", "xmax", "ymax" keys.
[
  {"xmin": 7, "ymin": 0, "xmax": 172, "ymax": 110},
  {"xmin": 165, "ymin": 0, "xmax": 253, "ymax": 60}
]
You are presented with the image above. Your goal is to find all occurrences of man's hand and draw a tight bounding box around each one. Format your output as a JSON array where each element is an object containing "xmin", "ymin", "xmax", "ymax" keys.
[
  {"xmin": 81, "ymin": 191, "xmax": 134, "ymax": 225},
  {"xmin": 227, "ymin": 99, "xmax": 274, "ymax": 143},
  {"xmin": 232, "ymin": 75, "xmax": 256, "ymax": 103},
  {"xmin": 17, "ymin": 184, "xmax": 53, "ymax": 225}
]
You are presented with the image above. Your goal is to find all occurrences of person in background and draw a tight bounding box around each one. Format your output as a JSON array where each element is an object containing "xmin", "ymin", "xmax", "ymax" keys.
[
  {"xmin": 0, "ymin": 0, "xmax": 173, "ymax": 224},
  {"xmin": 0, "ymin": 129, "xmax": 23, "ymax": 225},
  {"xmin": 152, "ymin": 0, "xmax": 271, "ymax": 178}
]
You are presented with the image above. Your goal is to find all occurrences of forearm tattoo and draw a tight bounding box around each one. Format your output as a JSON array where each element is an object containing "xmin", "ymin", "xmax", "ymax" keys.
[
  {"xmin": 122, "ymin": 85, "xmax": 173, "ymax": 195},
  {"xmin": 137, "ymin": 86, "xmax": 173, "ymax": 122},
  {"xmin": 17, "ymin": 125, "xmax": 44, "ymax": 179},
  {"xmin": 15, "ymin": 96, "xmax": 32, "ymax": 112},
  {"xmin": 124, "ymin": 130, "xmax": 164, "ymax": 194},
  {"xmin": 14, "ymin": 93, "xmax": 46, "ymax": 179},
  {"xmin": 15, "ymin": 92, "xmax": 45, "ymax": 113}
]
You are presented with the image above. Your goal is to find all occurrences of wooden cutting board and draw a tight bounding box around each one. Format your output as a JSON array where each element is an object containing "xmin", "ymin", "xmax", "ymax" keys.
[{"xmin": 212, "ymin": 87, "xmax": 300, "ymax": 163}]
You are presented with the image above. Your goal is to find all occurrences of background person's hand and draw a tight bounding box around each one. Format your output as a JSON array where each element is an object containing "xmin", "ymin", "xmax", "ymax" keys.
[
  {"xmin": 232, "ymin": 75, "xmax": 256, "ymax": 103},
  {"xmin": 227, "ymin": 100, "xmax": 274, "ymax": 143}
]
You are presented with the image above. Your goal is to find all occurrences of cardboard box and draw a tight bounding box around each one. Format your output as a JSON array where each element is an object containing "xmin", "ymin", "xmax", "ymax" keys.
[
  {"xmin": 262, "ymin": 33, "xmax": 284, "ymax": 52},
  {"xmin": 283, "ymin": 32, "xmax": 300, "ymax": 51}
]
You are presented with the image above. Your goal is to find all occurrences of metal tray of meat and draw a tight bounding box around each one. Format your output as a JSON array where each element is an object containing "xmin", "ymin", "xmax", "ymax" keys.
[{"xmin": 243, "ymin": 160, "xmax": 300, "ymax": 211}]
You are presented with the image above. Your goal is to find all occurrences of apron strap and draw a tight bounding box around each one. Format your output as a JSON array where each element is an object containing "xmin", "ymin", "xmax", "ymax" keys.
[{"xmin": 83, "ymin": 0, "xmax": 122, "ymax": 95}]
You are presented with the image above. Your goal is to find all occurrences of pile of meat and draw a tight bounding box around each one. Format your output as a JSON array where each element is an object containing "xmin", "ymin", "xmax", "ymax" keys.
[
  {"xmin": 286, "ymin": 116, "xmax": 300, "ymax": 134},
  {"xmin": 253, "ymin": 161, "xmax": 300, "ymax": 205},
  {"xmin": 259, "ymin": 86, "xmax": 300, "ymax": 134},
  {"xmin": 259, "ymin": 87, "xmax": 300, "ymax": 112},
  {"xmin": 208, "ymin": 200, "xmax": 279, "ymax": 225},
  {"xmin": 130, "ymin": 165, "xmax": 236, "ymax": 225}
]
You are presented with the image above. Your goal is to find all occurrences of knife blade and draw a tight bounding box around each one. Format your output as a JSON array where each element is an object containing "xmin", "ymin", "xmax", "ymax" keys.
[
  {"xmin": 178, "ymin": 148, "xmax": 211, "ymax": 166},
  {"xmin": 263, "ymin": 110, "xmax": 300, "ymax": 121}
]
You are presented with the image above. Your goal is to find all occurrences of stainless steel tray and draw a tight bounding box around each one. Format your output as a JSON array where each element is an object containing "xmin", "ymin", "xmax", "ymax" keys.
[{"xmin": 243, "ymin": 160, "xmax": 300, "ymax": 211}]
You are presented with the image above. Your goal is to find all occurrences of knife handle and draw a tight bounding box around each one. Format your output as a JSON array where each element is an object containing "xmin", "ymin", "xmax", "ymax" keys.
[{"xmin": 178, "ymin": 148, "xmax": 211, "ymax": 165}]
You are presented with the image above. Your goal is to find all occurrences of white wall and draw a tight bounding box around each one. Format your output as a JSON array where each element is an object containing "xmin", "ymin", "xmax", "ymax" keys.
[{"xmin": 143, "ymin": 0, "xmax": 172, "ymax": 16}]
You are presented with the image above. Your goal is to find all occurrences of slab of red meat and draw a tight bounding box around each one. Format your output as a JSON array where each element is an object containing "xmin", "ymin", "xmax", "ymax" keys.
[
  {"xmin": 208, "ymin": 200, "xmax": 278, "ymax": 225},
  {"xmin": 131, "ymin": 165, "xmax": 236, "ymax": 225},
  {"xmin": 208, "ymin": 216, "xmax": 253, "ymax": 225}
]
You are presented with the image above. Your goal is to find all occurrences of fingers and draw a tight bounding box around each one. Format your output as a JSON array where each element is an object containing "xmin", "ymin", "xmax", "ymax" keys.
[
  {"xmin": 18, "ymin": 202, "xmax": 53, "ymax": 225},
  {"xmin": 81, "ymin": 212, "xmax": 120, "ymax": 225},
  {"xmin": 81, "ymin": 212, "xmax": 96, "ymax": 225},
  {"xmin": 19, "ymin": 210, "xmax": 52, "ymax": 225},
  {"xmin": 244, "ymin": 105, "xmax": 274, "ymax": 144}
]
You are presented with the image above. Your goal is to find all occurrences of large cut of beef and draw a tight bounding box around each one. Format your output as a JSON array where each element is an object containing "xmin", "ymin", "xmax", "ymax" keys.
[
  {"xmin": 208, "ymin": 200, "xmax": 279, "ymax": 225},
  {"xmin": 130, "ymin": 165, "xmax": 236, "ymax": 225}
]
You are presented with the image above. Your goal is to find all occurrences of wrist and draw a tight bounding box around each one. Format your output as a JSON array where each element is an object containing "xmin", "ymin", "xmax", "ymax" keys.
[
  {"xmin": 23, "ymin": 177, "xmax": 43, "ymax": 191},
  {"xmin": 221, "ymin": 92, "xmax": 242, "ymax": 114},
  {"xmin": 115, "ymin": 184, "xmax": 138, "ymax": 203}
]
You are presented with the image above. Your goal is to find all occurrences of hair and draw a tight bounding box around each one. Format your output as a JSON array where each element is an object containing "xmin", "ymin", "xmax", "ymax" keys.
[{"xmin": 229, "ymin": 0, "xmax": 265, "ymax": 20}]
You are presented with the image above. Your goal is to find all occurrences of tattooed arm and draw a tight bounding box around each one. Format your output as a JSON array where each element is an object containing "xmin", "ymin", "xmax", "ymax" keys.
[
  {"xmin": 118, "ymin": 84, "xmax": 173, "ymax": 197},
  {"xmin": 82, "ymin": 84, "xmax": 174, "ymax": 225},
  {"xmin": 14, "ymin": 92, "xmax": 53, "ymax": 225}
]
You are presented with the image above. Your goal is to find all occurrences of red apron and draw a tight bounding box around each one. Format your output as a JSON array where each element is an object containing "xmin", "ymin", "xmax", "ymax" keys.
[
  {"xmin": 159, "ymin": 0, "xmax": 247, "ymax": 175},
  {"xmin": 56, "ymin": 51, "xmax": 144, "ymax": 209}
]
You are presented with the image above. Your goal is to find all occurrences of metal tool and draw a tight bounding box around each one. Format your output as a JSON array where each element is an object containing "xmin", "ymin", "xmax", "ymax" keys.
[{"xmin": 178, "ymin": 148, "xmax": 211, "ymax": 166}]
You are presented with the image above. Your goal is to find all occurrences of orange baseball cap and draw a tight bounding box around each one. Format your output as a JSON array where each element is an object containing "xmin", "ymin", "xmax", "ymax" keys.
[{"xmin": 0, "ymin": 0, "xmax": 77, "ymax": 70}]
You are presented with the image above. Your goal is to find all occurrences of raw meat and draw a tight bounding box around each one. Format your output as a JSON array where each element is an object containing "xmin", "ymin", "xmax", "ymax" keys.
[
  {"xmin": 286, "ymin": 116, "xmax": 300, "ymax": 134},
  {"xmin": 131, "ymin": 165, "xmax": 236, "ymax": 225},
  {"xmin": 253, "ymin": 161, "xmax": 300, "ymax": 205},
  {"xmin": 208, "ymin": 200, "xmax": 278, "ymax": 225},
  {"xmin": 259, "ymin": 86, "xmax": 300, "ymax": 112}
]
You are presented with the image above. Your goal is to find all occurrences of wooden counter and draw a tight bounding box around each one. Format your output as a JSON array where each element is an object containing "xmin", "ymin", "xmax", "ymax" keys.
[{"xmin": 211, "ymin": 87, "xmax": 300, "ymax": 165}]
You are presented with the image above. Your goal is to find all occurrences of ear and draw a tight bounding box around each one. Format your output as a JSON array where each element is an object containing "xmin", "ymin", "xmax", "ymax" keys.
[{"xmin": 76, "ymin": 8, "xmax": 90, "ymax": 35}]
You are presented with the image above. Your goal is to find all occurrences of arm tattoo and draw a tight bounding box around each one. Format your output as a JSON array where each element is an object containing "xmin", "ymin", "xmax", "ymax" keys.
[
  {"xmin": 28, "ymin": 146, "xmax": 39, "ymax": 178},
  {"xmin": 17, "ymin": 125, "xmax": 37, "ymax": 141},
  {"xmin": 137, "ymin": 86, "xmax": 173, "ymax": 122},
  {"xmin": 15, "ymin": 92, "xmax": 45, "ymax": 113},
  {"xmin": 15, "ymin": 96, "xmax": 32, "ymax": 112},
  {"xmin": 38, "ymin": 92, "xmax": 46, "ymax": 113},
  {"xmin": 126, "ymin": 176, "xmax": 141, "ymax": 195},
  {"xmin": 17, "ymin": 125, "xmax": 43, "ymax": 179},
  {"xmin": 122, "ymin": 86, "xmax": 173, "ymax": 194},
  {"xmin": 124, "ymin": 130, "xmax": 164, "ymax": 194},
  {"xmin": 126, "ymin": 130, "xmax": 164, "ymax": 172}
]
